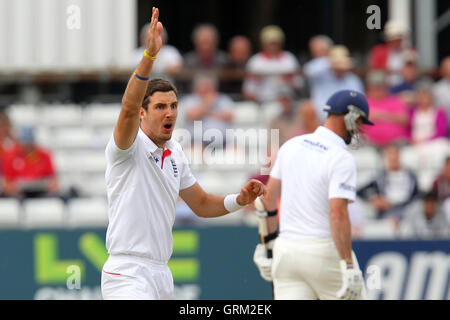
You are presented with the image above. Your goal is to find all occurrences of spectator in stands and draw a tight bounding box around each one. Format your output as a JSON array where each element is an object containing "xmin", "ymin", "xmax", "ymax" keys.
[
  {"xmin": 389, "ymin": 51, "xmax": 419, "ymax": 95},
  {"xmin": 183, "ymin": 24, "xmax": 229, "ymax": 71},
  {"xmin": 409, "ymin": 79, "xmax": 448, "ymax": 145},
  {"xmin": 432, "ymin": 56, "xmax": 450, "ymax": 126},
  {"xmin": 364, "ymin": 70, "xmax": 410, "ymax": 147},
  {"xmin": 357, "ymin": 144, "xmax": 420, "ymax": 225},
  {"xmin": 221, "ymin": 35, "xmax": 252, "ymax": 98},
  {"xmin": 291, "ymin": 99, "xmax": 320, "ymax": 137},
  {"xmin": 401, "ymin": 191, "xmax": 449, "ymax": 239},
  {"xmin": 303, "ymin": 45, "xmax": 364, "ymax": 122},
  {"xmin": 432, "ymin": 156, "xmax": 450, "ymax": 202},
  {"xmin": 181, "ymin": 73, "xmax": 234, "ymax": 147},
  {"xmin": 304, "ymin": 35, "xmax": 334, "ymax": 72},
  {"xmin": 432, "ymin": 156, "xmax": 450, "ymax": 226},
  {"xmin": 226, "ymin": 35, "xmax": 252, "ymax": 71},
  {"xmin": 243, "ymin": 25, "xmax": 302, "ymax": 104},
  {"xmin": 0, "ymin": 110, "xmax": 17, "ymax": 168},
  {"xmin": 369, "ymin": 20, "xmax": 416, "ymax": 86},
  {"xmin": 269, "ymin": 86, "xmax": 299, "ymax": 146},
  {"xmin": 1, "ymin": 126, "xmax": 58, "ymax": 199},
  {"xmin": 132, "ymin": 24, "xmax": 183, "ymax": 80}
]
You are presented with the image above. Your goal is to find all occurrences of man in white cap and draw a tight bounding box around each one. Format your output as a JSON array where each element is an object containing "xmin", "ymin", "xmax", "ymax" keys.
[
  {"xmin": 243, "ymin": 25, "xmax": 302, "ymax": 104},
  {"xmin": 369, "ymin": 20, "xmax": 416, "ymax": 86},
  {"xmin": 304, "ymin": 45, "xmax": 364, "ymax": 122}
]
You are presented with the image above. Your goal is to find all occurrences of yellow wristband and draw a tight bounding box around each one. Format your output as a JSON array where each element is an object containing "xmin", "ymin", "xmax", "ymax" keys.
[{"xmin": 144, "ymin": 50, "xmax": 157, "ymax": 61}]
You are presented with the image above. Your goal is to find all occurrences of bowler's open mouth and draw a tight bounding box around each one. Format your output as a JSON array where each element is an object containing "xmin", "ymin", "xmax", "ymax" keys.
[{"xmin": 163, "ymin": 124, "xmax": 173, "ymax": 129}]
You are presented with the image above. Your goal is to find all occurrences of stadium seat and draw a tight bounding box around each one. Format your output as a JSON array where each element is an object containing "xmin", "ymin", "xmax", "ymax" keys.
[
  {"xmin": 195, "ymin": 171, "xmax": 245, "ymax": 196},
  {"xmin": 260, "ymin": 102, "xmax": 282, "ymax": 124},
  {"xmin": 77, "ymin": 174, "xmax": 107, "ymax": 197},
  {"xmin": 400, "ymin": 145, "xmax": 420, "ymax": 171},
  {"xmin": 58, "ymin": 172, "xmax": 79, "ymax": 194},
  {"xmin": 401, "ymin": 139, "xmax": 450, "ymax": 171},
  {"xmin": 83, "ymin": 103, "xmax": 121, "ymax": 127},
  {"xmin": 0, "ymin": 198, "xmax": 21, "ymax": 227},
  {"xmin": 350, "ymin": 146, "xmax": 382, "ymax": 171},
  {"xmin": 39, "ymin": 104, "xmax": 83, "ymax": 127},
  {"xmin": 423, "ymin": 139, "xmax": 450, "ymax": 169},
  {"xmin": 35, "ymin": 125, "xmax": 52, "ymax": 148},
  {"xmin": 23, "ymin": 198, "xmax": 66, "ymax": 228},
  {"xmin": 196, "ymin": 166, "xmax": 256, "ymax": 196},
  {"xmin": 6, "ymin": 104, "xmax": 37, "ymax": 127},
  {"xmin": 52, "ymin": 127, "xmax": 95, "ymax": 149},
  {"xmin": 67, "ymin": 197, "xmax": 108, "ymax": 227},
  {"xmin": 73, "ymin": 151, "xmax": 107, "ymax": 174},
  {"xmin": 55, "ymin": 151, "xmax": 106, "ymax": 175},
  {"xmin": 92, "ymin": 127, "xmax": 113, "ymax": 149},
  {"xmin": 360, "ymin": 219, "xmax": 397, "ymax": 239},
  {"xmin": 416, "ymin": 169, "xmax": 440, "ymax": 193},
  {"xmin": 232, "ymin": 102, "xmax": 260, "ymax": 125},
  {"xmin": 54, "ymin": 151, "xmax": 71, "ymax": 174}
]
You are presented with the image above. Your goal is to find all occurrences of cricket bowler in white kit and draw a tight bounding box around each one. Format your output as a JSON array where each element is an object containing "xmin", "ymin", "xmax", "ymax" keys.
[
  {"xmin": 253, "ymin": 89, "xmax": 374, "ymax": 300},
  {"xmin": 101, "ymin": 8, "xmax": 265, "ymax": 300}
]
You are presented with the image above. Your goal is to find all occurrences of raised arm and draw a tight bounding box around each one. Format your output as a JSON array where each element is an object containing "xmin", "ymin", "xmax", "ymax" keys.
[{"xmin": 114, "ymin": 7, "xmax": 163, "ymax": 150}]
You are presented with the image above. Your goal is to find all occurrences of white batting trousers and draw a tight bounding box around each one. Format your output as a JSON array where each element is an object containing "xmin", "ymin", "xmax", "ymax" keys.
[
  {"xmin": 271, "ymin": 237, "xmax": 366, "ymax": 300},
  {"xmin": 101, "ymin": 254, "xmax": 174, "ymax": 300}
]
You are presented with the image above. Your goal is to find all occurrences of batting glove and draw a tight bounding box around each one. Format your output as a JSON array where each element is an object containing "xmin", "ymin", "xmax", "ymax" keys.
[
  {"xmin": 253, "ymin": 244, "xmax": 273, "ymax": 282},
  {"xmin": 336, "ymin": 260, "xmax": 363, "ymax": 300}
]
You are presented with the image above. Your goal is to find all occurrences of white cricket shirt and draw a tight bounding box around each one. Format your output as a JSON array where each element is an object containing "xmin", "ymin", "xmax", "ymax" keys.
[
  {"xmin": 270, "ymin": 126, "xmax": 357, "ymax": 240},
  {"xmin": 104, "ymin": 127, "xmax": 196, "ymax": 263}
]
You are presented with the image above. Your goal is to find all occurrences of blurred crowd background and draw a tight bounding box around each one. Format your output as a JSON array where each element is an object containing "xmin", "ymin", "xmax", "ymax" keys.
[{"xmin": 0, "ymin": 0, "xmax": 449, "ymax": 240}]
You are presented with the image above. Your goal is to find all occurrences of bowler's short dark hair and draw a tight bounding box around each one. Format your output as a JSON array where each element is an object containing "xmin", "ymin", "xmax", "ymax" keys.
[{"xmin": 141, "ymin": 78, "xmax": 178, "ymax": 110}]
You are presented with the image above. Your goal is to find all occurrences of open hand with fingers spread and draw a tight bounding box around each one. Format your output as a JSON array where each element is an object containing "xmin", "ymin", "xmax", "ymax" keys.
[
  {"xmin": 146, "ymin": 7, "xmax": 164, "ymax": 58},
  {"xmin": 237, "ymin": 179, "xmax": 266, "ymax": 206}
]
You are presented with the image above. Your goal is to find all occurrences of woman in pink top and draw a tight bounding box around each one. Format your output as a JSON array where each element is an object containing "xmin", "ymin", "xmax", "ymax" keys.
[
  {"xmin": 364, "ymin": 71, "xmax": 410, "ymax": 147},
  {"xmin": 409, "ymin": 81, "xmax": 448, "ymax": 144}
]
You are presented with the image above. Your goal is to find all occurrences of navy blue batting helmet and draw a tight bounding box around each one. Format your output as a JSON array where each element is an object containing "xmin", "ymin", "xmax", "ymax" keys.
[{"xmin": 323, "ymin": 90, "xmax": 374, "ymax": 125}]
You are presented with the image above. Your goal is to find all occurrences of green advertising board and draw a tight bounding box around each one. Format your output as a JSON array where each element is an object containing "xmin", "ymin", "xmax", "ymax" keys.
[{"xmin": 0, "ymin": 226, "xmax": 273, "ymax": 300}]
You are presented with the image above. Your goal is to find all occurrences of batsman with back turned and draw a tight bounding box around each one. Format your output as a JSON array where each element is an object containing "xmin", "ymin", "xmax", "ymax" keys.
[{"xmin": 253, "ymin": 90, "xmax": 374, "ymax": 300}]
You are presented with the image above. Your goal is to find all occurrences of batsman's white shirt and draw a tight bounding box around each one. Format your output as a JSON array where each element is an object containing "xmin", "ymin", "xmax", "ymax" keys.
[
  {"xmin": 270, "ymin": 126, "xmax": 357, "ymax": 240},
  {"xmin": 105, "ymin": 127, "xmax": 196, "ymax": 263}
]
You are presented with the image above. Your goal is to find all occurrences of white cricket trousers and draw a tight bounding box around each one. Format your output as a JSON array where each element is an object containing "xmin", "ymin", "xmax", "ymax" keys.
[
  {"xmin": 101, "ymin": 254, "xmax": 174, "ymax": 300},
  {"xmin": 272, "ymin": 237, "xmax": 366, "ymax": 300}
]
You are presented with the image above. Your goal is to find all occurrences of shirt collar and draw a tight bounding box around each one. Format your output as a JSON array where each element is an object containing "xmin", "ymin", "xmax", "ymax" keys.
[
  {"xmin": 138, "ymin": 127, "xmax": 174, "ymax": 154},
  {"xmin": 314, "ymin": 126, "xmax": 346, "ymax": 148},
  {"xmin": 261, "ymin": 51, "xmax": 284, "ymax": 60}
]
